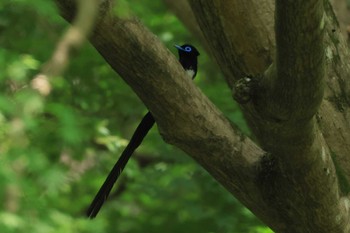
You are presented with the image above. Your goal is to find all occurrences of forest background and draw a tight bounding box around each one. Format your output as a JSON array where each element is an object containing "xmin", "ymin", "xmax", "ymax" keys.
[{"xmin": 0, "ymin": 0, "xmax": 273, "ymax": 232}]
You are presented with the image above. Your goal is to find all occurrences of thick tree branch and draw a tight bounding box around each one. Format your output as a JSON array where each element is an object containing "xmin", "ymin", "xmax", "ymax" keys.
[
  {"xmin": 274, "ymin": 0, "xmax": 325, "ymax": 120},
  {"xmin": 182, "ymin": 0, "xmax": 350, "ymax": 184},
  {"xmin": 251, "ymin": 1, "xmax": 348, "ymax": 232},
  {"xmin": 252, "ymin": 0, "xmax": 326, "ymax": 152},
  {"xmin": 318, "ymin": 1, "xmax": 350, "ymax": 185},
  {"xmin": 186, "ymin": 0, "xmax": 349, "ymax": 232}
]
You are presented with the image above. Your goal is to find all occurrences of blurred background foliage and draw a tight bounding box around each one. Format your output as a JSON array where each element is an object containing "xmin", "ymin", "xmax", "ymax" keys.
[{"xmin": 0, "ymin": 0, "xmax": 272, "ymax": 232}]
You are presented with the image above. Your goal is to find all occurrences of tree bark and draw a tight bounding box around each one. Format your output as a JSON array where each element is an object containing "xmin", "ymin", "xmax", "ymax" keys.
[
  {"xmin": 55, "ymin": 0, "xmax": 350, "ymax": 232},
  {"xmin": 331, "ymin": 0, "xmax": 350, "ymax": 39}
]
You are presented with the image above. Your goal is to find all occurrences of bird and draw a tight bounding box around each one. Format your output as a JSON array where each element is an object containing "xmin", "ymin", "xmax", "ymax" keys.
[
  {"xmin": 174, "ymin": 44, "xmax": 200, "ymax": 80},
  {"xmin": 86, "ymin": 44, "xmax": 200, "ymax": 218}
]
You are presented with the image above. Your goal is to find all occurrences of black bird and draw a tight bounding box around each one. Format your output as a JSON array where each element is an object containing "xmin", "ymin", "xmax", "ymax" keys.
[
  {"xmin": 174, "ymin": 44, "xmax": 200, "ymax": 79},
  {"xmin": 86, "ymin": 44, "xmax": 200, "ymax": 218}
]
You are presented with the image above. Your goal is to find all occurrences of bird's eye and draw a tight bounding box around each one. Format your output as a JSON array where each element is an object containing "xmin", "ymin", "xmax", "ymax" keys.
[{"xmin": 185, "ymin": 46, "xmax": 192, "ymax": 52}]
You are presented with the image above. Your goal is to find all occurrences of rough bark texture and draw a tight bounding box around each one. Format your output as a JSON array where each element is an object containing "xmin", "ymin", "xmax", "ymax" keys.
[
  {"xmin": 319, "ymin": 1, "xmax": 350, "ymax": 189},
  {"xmin": 187, "ymin": 0, "xmax": 350, "ymax": 231},
  {"xmin": 331, "ymin": 0, "xmax": 350, "ymax": 39},
  {"xmin": 55, "ymin": 0, "xmax": 350, "ymax": 232}
]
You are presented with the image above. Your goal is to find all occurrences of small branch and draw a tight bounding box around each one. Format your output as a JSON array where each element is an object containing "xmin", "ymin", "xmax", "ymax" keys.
[{"xmin": 32, "ymin": 0, "xmax": 100, "ymax": 96}]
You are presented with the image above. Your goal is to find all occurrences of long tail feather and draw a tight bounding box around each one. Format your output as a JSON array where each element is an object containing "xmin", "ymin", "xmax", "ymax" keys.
[{"xmin": 86, "ymin": 111, "xmax": 155, "ymax": 218}]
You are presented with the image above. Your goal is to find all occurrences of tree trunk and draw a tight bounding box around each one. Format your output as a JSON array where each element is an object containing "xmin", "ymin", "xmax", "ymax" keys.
[{"xmin": 55, "ymin": 0, "xmax": 350, "ymax": 232}]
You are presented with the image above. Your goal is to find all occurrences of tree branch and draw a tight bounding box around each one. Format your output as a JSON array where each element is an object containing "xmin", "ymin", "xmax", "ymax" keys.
[
  {"xmin": 331, "ymin": 0, "xmax": 350, "ymax": 40},
  {"xmin": 180, "ymin": 0, "xmax": 350, "ymax": 185},
  {"xmin": 249, "ymin": 1, "xmax": 348, "ymax": 232},
  {"xmin": 317, "ymin": 1, "xmax": 350, "ymax": 185},
  {"xmin": 274, "ymin": 0, "xmax": 325, "ymax": 120},
  {"xmin": 185, "ymin": 0, "xmax": 350, "ymax": 231},
  {"xmin": 32, "ymin": 0, "xmax": 100, "ymax": 96},
  {"xmin": 179, "ymin": 0, "xmax": 350, "ymax": 186}
]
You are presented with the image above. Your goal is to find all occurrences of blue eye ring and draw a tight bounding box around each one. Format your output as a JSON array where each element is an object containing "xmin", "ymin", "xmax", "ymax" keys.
[
  {"xmin": 185, "ymin": 46, "xmax": 192, "ymax": 52},
  {"xmin": 175, "ymin": 45, "xmax": 193, "ymax": 53}
]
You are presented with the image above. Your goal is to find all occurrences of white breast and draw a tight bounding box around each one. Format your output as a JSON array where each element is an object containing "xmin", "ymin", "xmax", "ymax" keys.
[{"xmin": 185, "ymin": 69, "xmax": 195, "ymax": 79}]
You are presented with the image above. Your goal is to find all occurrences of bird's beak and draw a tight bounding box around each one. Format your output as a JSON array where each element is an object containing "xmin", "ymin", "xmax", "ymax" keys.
[{"xmin": 174, "ymin": 44, "xmax": 185, "ymax": 51}]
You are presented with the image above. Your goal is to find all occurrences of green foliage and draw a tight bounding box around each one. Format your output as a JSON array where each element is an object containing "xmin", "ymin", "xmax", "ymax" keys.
[{"xmin": 0, "ymin": 0, "xmax": 270, "ymax": 232}]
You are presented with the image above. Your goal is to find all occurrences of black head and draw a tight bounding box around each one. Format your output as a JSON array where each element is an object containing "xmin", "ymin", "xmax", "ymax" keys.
[
  {"xmin": 175, "ymin": 44, "xmax": 200, "ymax": 58},
  {"xmin": 174, "ymin": 44, "xmax": 200, "ymax": 79}
]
